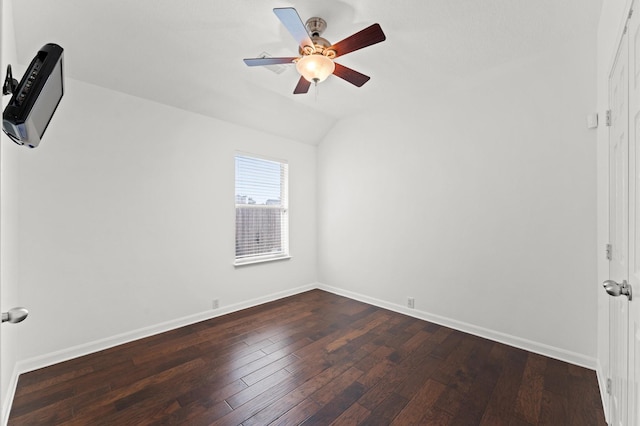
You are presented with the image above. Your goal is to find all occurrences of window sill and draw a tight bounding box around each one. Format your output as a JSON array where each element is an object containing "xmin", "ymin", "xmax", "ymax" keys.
[{"xmin": 234, "ymin": 255, "xmax": 292, "ymax": 267}]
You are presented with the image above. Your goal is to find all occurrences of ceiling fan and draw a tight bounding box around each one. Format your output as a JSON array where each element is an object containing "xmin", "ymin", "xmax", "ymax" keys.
[{"xmin": 243, "ymin": 7, "xmax": 386, "ymax": 94}]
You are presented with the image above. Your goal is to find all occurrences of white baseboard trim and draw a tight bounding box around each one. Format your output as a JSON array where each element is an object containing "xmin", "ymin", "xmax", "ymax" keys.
[
  {"xmin": 1, "ymin": 362, "xmax": 21, "ymax": 426},
  {"xmin": 2, "ymin": 282, "xmax": 317, "ymax": 424},
  {"xmin": 317, "ymin": 283, "xmax": 597, "ymax": 370},
  {"xmin": 595, "ymin": 359, "xmax": 610, "ymax": 424}
]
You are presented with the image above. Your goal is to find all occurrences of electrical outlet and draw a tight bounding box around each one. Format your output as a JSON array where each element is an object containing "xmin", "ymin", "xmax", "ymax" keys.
[
  {"xmin": 408, "ymin": 297, "xmax": 415, "ymax": 309},
  {"xmin": 212, "ymin": 299, "xmax": 219, "ymax": 309}
]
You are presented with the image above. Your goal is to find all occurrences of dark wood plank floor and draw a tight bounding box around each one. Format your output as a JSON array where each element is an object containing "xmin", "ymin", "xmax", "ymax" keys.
[{"xmin": 9, "ymin": 290, "xmax": 606, "ymax": 425}]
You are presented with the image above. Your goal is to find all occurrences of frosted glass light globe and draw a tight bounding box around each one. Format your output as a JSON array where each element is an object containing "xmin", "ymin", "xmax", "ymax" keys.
[{"xmin": 296, "ymin": 54, "xmax": 335, "ymax": 83}]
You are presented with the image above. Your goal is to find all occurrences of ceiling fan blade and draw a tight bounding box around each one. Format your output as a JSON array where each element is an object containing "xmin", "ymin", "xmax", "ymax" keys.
[
  {"xmin": 329, "ymin": 23, "xmax": 386, "ymax": 58},
  {"xmin": 273, "ymin": 8, "xmax": 315, "ymax": 51},
  {"xmin": 332, "ymin": 63, "xmax": 370, "ymax": 87},
  {"xmin": 243, "ymin": 57, "xmax": 298, "ymax": 66},
  {"xmin": 293, "ymin": 76, "xmax": 312, "ymax": 94}
]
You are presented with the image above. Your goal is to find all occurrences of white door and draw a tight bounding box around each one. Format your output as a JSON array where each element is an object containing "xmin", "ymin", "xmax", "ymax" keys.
[
  {"xmin": 628, "ymin": 6, "xmax": 640, "ymax": 425},
  {"xmin": 608, "ymin": 5, "xmax": 640, "ymax": 425},
  {"xmin": 609, "ymin": 20, "xmax": 630, "ymax": 426}
]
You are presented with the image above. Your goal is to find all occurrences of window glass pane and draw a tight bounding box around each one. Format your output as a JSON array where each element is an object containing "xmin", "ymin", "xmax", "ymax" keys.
[
  {"xmin": 235, "ymin": 156, "xmax": 284, "ymax": 206},
  {"xmin": 235, "ymin": 154, "xmax": 289, "ymax": 262}
]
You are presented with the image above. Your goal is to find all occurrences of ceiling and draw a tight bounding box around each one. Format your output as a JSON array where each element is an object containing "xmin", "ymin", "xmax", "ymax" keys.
[{"xmin": 9, "ymin": 0, "xmax": 602, "ymax": 145}]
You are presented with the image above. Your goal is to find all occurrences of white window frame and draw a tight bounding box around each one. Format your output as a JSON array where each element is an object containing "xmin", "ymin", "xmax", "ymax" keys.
[{"xmin": 234, "ymin": 153, "xmax": 290, "ymax": 266}]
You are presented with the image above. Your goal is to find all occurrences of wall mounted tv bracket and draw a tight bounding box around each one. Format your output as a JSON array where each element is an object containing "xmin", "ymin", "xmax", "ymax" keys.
[
  {"xmin": 2, "ymin": 65, "xmax": 22, "ymax": 146},
  {"xmin": 3, "ymin": 65, "xmax": 19, "ymax": 96},
  {"xmin": 3, "ymin": 64, "xmax": 25, "ymax": 147}
]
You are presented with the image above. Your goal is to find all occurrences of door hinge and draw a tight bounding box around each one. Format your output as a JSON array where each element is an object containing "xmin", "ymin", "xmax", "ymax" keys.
[
  {"xmin": 607, "ymin": 378, "xmax": 612, "ymax": 395},
  {"xmin": 606, "ymin": 244, "xmax": 613, "ymax": 261},
  {"xmin": 606, "ymin": 110, "xmax": 612, "ymax": 127}
]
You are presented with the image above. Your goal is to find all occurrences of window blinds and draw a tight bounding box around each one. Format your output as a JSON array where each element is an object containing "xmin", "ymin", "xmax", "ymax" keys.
[{"xmin": 235, "ymin": 154, "xmax": 289, "ymax": 262}]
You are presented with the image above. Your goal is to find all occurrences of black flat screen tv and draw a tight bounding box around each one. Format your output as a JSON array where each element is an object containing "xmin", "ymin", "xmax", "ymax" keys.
[{"xmin": 2, "ymin": 43, "xmax": 64, "ymax": 148}]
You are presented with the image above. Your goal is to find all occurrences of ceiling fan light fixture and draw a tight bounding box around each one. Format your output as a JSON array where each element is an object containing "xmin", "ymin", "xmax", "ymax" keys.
[
  {"xmin": 296, "ymin": 54, "xmax": 335, "ymax": 83},
  {"xmin": 244, "ymin": 8, "xmax": 386, "ymax": 94}
]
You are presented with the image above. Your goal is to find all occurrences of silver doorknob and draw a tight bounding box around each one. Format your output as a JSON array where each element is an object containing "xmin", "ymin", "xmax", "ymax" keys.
[
  {"xmin": 1, "ymin": 307, "xmax": 28, "ymax": 324},
  {"xmin": 603, "ymin": 280, "xmax": 633, "ymax": 301}
]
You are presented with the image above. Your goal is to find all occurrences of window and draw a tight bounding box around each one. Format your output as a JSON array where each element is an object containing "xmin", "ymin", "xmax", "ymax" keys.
[{"xmin": 234, "ymin": 154, "xmax": 289, "ymax": 265}]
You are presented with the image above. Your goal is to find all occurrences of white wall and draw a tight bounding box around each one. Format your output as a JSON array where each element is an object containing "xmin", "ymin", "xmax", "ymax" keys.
[
  {"xmin": 10, "ymin": 77, "xmax": 317, "ymax": 366},
  {"xmin": 318, "ymin": 40, "xmax": 598, "ymax": 366},
  {"xmin": 596, "ymin": 0, "xmax": 633, "ymax": 420},
  {"xmin": 1, "ymin": 0, "xmax": 22, "ymax": 419}
]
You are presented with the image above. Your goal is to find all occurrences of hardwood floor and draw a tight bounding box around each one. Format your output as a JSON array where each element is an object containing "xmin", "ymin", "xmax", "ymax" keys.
[{"xmin": 8, "ymin": 290, "xmax": 606, "ymax": 425}]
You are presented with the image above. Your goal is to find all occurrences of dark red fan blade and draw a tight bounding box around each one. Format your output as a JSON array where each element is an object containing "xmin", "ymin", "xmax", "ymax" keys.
[
  {"xmin": 293, "ymin": 76, "xmax": 311, "ymax": 94},
  {"xmin": 243, "ymin": 57, "xmax": 298, "ymax": 66},
  {"xmin": 332, "ymin": 63, "xmax": 370, "ymax": 87},
  {"xmin": 273, "ymin": 8, "xmax": 315, "ymax": 51},
  {"xmin": 329, "ymin": 23, "xmax": 386, "ymax": 58}
]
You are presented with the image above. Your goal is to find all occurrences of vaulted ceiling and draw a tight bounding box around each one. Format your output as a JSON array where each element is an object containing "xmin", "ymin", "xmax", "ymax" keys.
[{"xmin": 10, "ymin": 0, "xmax": 602, "ymax": 144}]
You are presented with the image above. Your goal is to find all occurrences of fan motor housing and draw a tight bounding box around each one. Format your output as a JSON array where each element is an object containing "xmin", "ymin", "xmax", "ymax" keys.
[
  {"xmin": 299, "ymin": 17, "xmax": 334, "ymax": 57},
  {"xmin": 305, "ymin": 17, "xmax": 327, "ymax": 37}
]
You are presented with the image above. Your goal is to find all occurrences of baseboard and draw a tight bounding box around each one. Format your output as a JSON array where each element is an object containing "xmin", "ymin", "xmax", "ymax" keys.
[
  {"xmin": 317, "ymin": 283, "xmax": 597, "ymax": 370},
  {"xmin": 596, "ymin": 358, "xmax": 610, "ymax": 424},
  {"xmin": 12, "ymin": 281, "xmax": 598, "ymax": 376},
  {"xmin": 2, "ymin": 282, "xmax": 317, "ymax": 423},
  {"xmin": 1, "ymin": 362, "xmax": 20, "ymax": 426}
]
